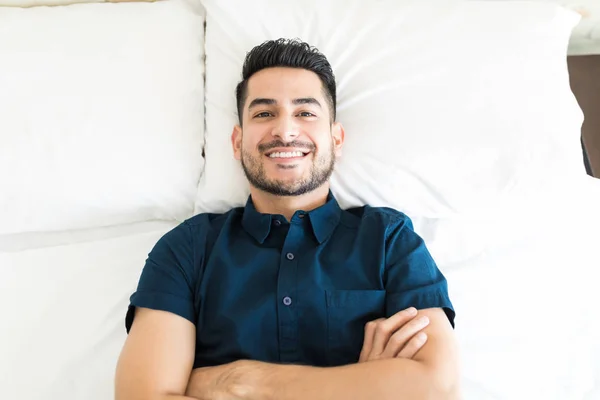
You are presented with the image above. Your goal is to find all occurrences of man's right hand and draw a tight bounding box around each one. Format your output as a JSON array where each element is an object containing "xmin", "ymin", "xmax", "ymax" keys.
[{"xmin": 358, "ymin": 307, "xmax": 430, "ymax": 363}]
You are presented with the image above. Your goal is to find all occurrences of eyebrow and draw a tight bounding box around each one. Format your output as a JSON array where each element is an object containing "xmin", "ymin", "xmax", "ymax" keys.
[
  {"xmin": 247, "ymin": 97, "xmax": 322, "ymax": 110},
  {"xmin": 292, "ymin": 97, "xmax": 322, "ymax": 108}
]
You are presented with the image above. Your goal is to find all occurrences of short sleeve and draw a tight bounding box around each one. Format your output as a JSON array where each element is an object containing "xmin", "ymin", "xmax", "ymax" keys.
[
  {"xmin": 384, "ymin": 214, "xmax": 455, "ymax": 328},
  {"xmin": 125, "ymin": 222, "xmax": 197, "ymax": 333}
]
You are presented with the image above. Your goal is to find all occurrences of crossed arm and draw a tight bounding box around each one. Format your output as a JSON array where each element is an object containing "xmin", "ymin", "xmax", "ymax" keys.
[{"xmin": 115, "ymin": 307, "xmax": 460, "ymax": 400}]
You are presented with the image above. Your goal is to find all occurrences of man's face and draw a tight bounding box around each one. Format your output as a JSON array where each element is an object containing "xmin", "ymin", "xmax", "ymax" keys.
[{"xmin": 232, "ymin": 67, "xmax": 344, "ymax": 196}]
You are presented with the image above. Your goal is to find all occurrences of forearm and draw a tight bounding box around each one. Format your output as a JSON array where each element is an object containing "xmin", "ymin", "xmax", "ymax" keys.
[
  {"xmin": 116, "ymin": 392, "xmax": 197, "ymax": 400},
  {"xmin": 186, "ymin": 358, "xmax": 457, "ymax": 400},
  {"xmin": 257, "ymin": 359, "xmax": 453, "ymax": 400}
]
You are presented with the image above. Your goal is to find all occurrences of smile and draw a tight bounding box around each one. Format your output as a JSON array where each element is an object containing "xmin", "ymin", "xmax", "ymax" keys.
[{"xmin": 267, "ymin": 151, "xmax": 308, "ymax": 159}]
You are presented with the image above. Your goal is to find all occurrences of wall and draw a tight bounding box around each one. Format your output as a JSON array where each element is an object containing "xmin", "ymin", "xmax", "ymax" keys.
[{"xmin": 568, "ymin": 55, "xmax": 600, "ymax": 177}]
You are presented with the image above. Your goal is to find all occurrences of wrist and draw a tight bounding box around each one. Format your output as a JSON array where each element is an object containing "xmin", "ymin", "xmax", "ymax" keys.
[
  {"xmin": 185, "ymin": 368, "xmax": 201, "ymax": 397},
  {"xmin": 232, "ymin": 360, "xmax": 312, "ymax": 400},
  {"xmin": 225, "ymin": 360, "xmax": 275, "ymax": 400},
  {"xmin": 262, "ymin": 363, "xmax": 317, "ymax": 400},
  {"xmin": 186, "ymin": 367, "xmax": 221, "ymax": 398},
  {"xmin": 186, "ymin": 362, "xmax": 251, "ymax": 399}
]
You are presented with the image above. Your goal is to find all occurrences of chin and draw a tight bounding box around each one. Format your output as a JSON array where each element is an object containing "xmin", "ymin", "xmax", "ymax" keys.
[
  {"xmin": 272, "ymin": 172, "xmax": 306, "ymax": 183},
  {"xmin": 268, "ymin": 174, "xmax": 303, "ymax": 186}
]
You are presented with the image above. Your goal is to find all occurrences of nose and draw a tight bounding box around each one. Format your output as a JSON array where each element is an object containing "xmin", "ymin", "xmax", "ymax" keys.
[{"xmin": 272, "ymin": 116, "xmax": 299, "ymax": 142}]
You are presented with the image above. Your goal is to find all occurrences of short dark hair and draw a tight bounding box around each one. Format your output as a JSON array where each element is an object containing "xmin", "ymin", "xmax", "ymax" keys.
[{"xmin": 235, "ymin": 38, "xmax": 337, "ymax": 125}]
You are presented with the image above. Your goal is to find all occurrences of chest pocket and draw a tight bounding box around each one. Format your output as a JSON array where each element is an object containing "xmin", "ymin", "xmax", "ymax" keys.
[{"xmin": 325, "ymin": 289, "xmax": 386, "ymax": 366}]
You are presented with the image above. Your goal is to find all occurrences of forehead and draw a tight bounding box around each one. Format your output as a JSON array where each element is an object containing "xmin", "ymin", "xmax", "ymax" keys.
[{"xmin": 246, "ymin": 67, "xmax": 325, "ymax": 102}]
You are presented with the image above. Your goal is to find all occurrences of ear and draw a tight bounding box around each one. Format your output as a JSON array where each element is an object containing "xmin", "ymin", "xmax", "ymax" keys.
[
  {"xmin": 231, "ymin": 125, "xmax": 243, "ymax": 160},
  {"xmin": 332, "ymin": 122, "xmax": 345, "ymax": 158}
]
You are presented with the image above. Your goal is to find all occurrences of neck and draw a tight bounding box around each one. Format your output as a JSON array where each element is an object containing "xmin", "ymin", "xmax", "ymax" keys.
[{"xmin": 249, "ymin": 184, "xmax": 330, "ymax": 221}]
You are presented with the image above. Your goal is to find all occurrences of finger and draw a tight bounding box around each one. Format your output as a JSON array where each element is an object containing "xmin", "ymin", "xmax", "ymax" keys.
[
  {"xmin": 396, "ymin": 332, "xmax": 428, "ymax": 359},
  {"xmin": 370, "ymin": 307, "xmax": 418, "ymax": 358},
  {"xmin": 380, "ymin": 315, "xmax": 429, "ymax": 359},
  {"xmin": 359, "ymin": 318, "xmax": 384, "ymax": 362}
]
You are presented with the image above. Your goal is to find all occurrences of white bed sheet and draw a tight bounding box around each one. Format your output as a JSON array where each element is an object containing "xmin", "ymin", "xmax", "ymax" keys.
[
  {"xmin": 0, "ymin": 220, "xmax": 179, "ymax": 253},
  {"xmin": 418, "ymin": 177, "xmax": 600, "ymax": 400},
  {"xmin": 1, "ymin": 178, "xmax": 599, "ymax": 400},
  {"xmin": 0, "ymin": 221, "xmax": 178, "ymax": 400}
]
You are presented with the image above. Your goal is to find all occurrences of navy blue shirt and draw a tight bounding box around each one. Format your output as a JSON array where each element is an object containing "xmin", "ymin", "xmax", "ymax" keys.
[{"xmin": 125, "ymin": 192, "xmax": 455, "ymax": 368}]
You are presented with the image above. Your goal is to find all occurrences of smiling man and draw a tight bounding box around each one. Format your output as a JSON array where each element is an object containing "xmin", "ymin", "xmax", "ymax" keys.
[
  {"xmin": 233, "ymin": 66, "xmax": 340, "ymax": 216},
  {"xmin": 115, "ymin": 39, "xmax": 459, "ymax": 400}
]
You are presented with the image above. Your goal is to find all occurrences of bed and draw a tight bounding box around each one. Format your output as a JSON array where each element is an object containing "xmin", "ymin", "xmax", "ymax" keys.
[{"xmin": 1, "ymin": 0, "xmax": 599, "ymax": 399}]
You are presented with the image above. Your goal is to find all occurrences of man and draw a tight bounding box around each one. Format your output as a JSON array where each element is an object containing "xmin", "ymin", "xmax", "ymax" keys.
[{"xmin": 115, "ymin": 38, "xmax": 459, "ymax": 400}]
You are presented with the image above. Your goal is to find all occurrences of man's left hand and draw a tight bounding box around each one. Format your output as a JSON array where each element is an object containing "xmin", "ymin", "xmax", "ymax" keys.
[{"xmin": 358, "ymin": 307, "xmax": 429, "ymax": 363}]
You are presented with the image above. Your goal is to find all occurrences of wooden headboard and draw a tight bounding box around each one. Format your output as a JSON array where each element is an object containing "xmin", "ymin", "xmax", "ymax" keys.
[{"xmin": 568, "ymin": 55, "xmax": 600, "ymax": 177}]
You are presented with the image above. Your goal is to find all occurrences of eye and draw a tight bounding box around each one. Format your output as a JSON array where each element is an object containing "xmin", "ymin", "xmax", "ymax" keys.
[
  {"xmin": 298, "ymin": 111, "xmax": 316, "ymax": 117},
  {"xmin": 254, "ymin": 112, "xmax": 273, "ymax": 118}
]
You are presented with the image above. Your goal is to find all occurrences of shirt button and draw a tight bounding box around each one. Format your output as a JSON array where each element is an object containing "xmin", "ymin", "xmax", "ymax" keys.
[
  {"xmin": 286, "ymin": 252, "xmax": 294, "ymax": 260},
  {"xmin": 273, "ymin": 219, "xmax": 282, "ymax": 227},
  {"xmin": 298, "ymin": 213, "xmax": 305, "ymax": 219},
  {"xmin": 283, "ymin": 296, "xmax": 292, "ymax": 306}
]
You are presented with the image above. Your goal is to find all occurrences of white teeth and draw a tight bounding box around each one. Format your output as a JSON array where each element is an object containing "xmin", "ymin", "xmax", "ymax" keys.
[{"xmin": 269, "ymin": 151, "xmax": 305, "ymax": 158}]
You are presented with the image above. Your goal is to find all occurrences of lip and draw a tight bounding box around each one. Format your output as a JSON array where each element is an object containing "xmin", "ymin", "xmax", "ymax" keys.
[
  {"xmin": 264, "ymin": 148, "xmax": 311, "ymax": 156},
  {"xmin": 264, "ymin": 148, "xmax": 312, "ymax": 164},
  {"xmin": 264, "ymin": 153, "xmax": 309, "ymax": 163},
  {"xmin": 264, "ymin": 149, "xmax": 311, "ymax": 164}
]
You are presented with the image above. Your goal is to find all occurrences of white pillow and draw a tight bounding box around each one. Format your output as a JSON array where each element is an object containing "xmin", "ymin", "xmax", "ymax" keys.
[
  {"xmin": 0, "ymin": 0, "xmax": 205, "ymax": 234},
  {"xmin": 195, "ymin": 0, "xmax": 585, "ymax": 217}
]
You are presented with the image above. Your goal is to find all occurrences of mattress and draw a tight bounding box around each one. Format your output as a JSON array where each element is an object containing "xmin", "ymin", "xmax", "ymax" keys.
[
  {"xmin": 1, "ymin": 178, "xmax": 599, "ymax": 400},
  {"xmin": 0, "ymin": 221, "xmax": 179, "ymax": 400}
]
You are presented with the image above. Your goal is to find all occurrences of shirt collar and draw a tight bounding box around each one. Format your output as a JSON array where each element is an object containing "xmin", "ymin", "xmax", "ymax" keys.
[
  {"xmin": 241, "ymin": 197, "xmax": 273, "ymax": 244},
  {"xmin": 307, "ymin": 191, "xmax": 342, "ymax": 244},
  {"xmin": 241, "ymin": 191, "xmax": 342, "ymax": 244}
]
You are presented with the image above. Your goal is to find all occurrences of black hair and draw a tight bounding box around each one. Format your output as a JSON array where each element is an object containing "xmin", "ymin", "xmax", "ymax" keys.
[{"xmin": 235, "ymin": 38, "xmax": 336, "ymax": 125}]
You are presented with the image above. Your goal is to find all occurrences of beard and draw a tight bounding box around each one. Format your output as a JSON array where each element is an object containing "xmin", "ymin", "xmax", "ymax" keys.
[{"xmin": 241, "ymin": 140, "xmax": 335, "ymax": 197}]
